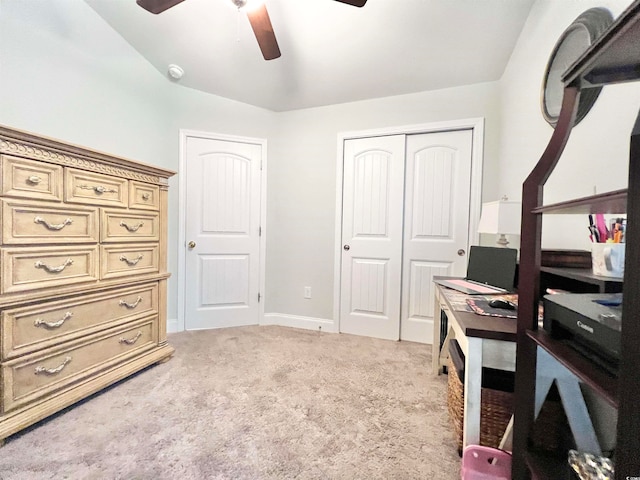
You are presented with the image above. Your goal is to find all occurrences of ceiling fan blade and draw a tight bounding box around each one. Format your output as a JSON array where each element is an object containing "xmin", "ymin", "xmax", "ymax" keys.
[
  {"xmin": 246, "ymin": 3, "xmax": 281, "ymax": 61},
  {"xmin": 333, "ymin": 0, "xmax": 367, "ymax": 7},
  {"xmin": 136, "ymin": 0, "xmax": 186, "ymax": 14}
]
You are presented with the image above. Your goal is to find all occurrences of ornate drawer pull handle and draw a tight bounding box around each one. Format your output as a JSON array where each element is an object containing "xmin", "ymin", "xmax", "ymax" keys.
[
  {"xmin": 34, "ymin": 216, "xmax": 73, "ymax": 231},
  {"xmin": 119, "ymin": 254, "xmax": 143, "ymax": 266},
  {"xmin": 35, "ymin": 356, "xmax": 72, "ymax": 375},
  {"xmin": 119, "ymin": 221, "xmax": 144, "ymax": 232},
  {"xmin": 119, "ymin": 331, "xmax": 143, "ymax": 345},
  {"xmin": 78, "ymin": 184, "xmax": 117, "ymax": 195},
  {"xmin": 34, "ymin": 258, "xmax": 73, "ymax": 273},
  {"xmin": 119, "ymin": 296, "xmax": 142, "ymax": 309},
  {"xmin": 34, "ymin": 312, "xmax": 73, "ymax": 329},
  {"xmin": 142, "ymin": 193, "xmax": 151, "ymax": 200},
  {"xmin": 27, "ymin": 175, "xmax": 42, "ymax": 185}
]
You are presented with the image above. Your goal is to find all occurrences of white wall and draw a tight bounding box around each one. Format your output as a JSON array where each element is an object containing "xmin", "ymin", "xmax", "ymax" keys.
[
  {"xmin": 267, "ymin": 84, "xmax": 502, "ymax": 323},
  {"xmin": 7, "ymin": 0, "xmax": 636, "ymax": 339},
  {"xmin": 497, "ymin": 0, "xmax": 640, "ymax": 251},
  {"xmin": 0, "ymin": 0, "xmax": 275, "ymax": 326},
  {"xmin": 0, "ymin": 0, "xmax": 503, "ymax": 331}
]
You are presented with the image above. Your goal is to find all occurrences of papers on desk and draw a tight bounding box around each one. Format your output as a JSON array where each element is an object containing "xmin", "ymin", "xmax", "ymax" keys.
[
  {"xmin": 467, "ymin": 297, "xmax": 518, "ymax": 319},
  {"xmin": 441, "ymin": 288, "xmax": 519, "ymax": 315},
  {"xmin": 443, "ymin": 289, "xmax": 476, "ymax": 312}
]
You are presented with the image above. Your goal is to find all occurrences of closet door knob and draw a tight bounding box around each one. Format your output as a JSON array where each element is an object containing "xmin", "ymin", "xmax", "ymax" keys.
[
  {"xmin": 343, "ymin": 245, "xmax": 350, "ymax": 251},
  {"xmin": 188, "ymin": 241, "xmax": 196, "ymax": 249},
  {"xmin": 457, "ymin": 249, "xmax": 466, "ymax": 256}
]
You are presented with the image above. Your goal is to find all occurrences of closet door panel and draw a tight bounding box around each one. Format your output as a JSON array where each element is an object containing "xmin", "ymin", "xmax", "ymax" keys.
[
  {"xmin": 401, "ymin": 130, "xmax": 473, "ymax": 343},
  {"xmin": 340, "ymin": 135, "xmax": 405, "ymax": 341}
]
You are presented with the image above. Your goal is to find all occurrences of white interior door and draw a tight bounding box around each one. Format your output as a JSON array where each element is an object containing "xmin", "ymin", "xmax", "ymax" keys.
[
  {"xmin": 400, "ymin": 130, "xmax": 472, "ymax": 342},
  {"xmin": 339, "ymin": 135, "xmax": 406, "ymax": 340},
  {"xmin": 184, "ymin": 136, "xmax": 262, "ymax": 330}
]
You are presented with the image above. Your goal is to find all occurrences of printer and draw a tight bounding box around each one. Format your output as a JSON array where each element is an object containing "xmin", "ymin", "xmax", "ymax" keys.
[{"xmin": 543, "ymin": 293, "xmax": 622, "ymax": 375}]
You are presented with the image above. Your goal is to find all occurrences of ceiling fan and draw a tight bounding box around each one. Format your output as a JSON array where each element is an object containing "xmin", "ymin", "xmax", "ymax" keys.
[{"xmin": 136, "ymin": 0, "xmax": 367, "ymax": 61}]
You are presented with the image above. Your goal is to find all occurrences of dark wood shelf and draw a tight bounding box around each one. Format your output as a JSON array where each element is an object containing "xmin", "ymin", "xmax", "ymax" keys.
[
  {"xmin": 525, "ymin": 450, "xmax": 573, "ymax": 480},
  {"xmin": 564, "ymin": 0, "xmax": 640, "ymax": 88},
  {"xmin": 531, "ymin": 189, "xmax": 627, "ymax": 214},
  {"xmin": 527, "ymin": 330, "xmax": 618, "ymax": 408},
  {"xmin": 540, "ymin": 266, "xmax": 623, "ymax": 292}
]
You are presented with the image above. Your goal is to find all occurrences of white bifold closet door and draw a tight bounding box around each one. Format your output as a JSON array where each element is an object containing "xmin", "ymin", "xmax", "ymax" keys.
[{"xmin": 340, "ymin": 130, "xmax": 472, "ymax": 342}]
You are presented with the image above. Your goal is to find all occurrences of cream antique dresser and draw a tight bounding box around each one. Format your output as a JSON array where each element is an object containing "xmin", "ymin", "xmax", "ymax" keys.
[{"xmin": 0, "ymin": 125, "xmax": 175, "ymax": 444}]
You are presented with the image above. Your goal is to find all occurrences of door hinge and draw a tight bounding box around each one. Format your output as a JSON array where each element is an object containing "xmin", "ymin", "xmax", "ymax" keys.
[
  {"xmin": 258, "ymin": 292, "xmax": 261, "ymax": 303},
  {"xmin": 259, "ymin": 226, "xmax": 262, "ymax": 237}
]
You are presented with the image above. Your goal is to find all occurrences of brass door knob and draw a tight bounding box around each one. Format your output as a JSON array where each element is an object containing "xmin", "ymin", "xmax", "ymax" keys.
[{"xmin": 188, "ymin": 241, "xmax": 196, "ymax": 249}]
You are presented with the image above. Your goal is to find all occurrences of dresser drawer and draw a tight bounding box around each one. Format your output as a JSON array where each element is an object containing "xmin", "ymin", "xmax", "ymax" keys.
[
  {"xmin": 1, "ymin": 283, "xmax": 159, "ymax": 359},
  {"xmin": 100, "ymin": 209, "xmax": 159, "ymax": 242},
  {"xmin": 129, "ymin": 181, "xmax": 160, "ymax": 211},
  {"xmin": 1, "ymin": 155, "xmax": 63, "ymax": 202},
  {"xmin": 101, "ymin": 243, "xmax": 159, "ymax": 279},
  {"xmin": 1, "ymin": 199, "xmax": 99, "ymax": 245},
  {"xmin": 1, "ymin": 246, "xmax": 99, "ymax": 294},
  {"xmin": 65, "ymin": 168, "xmax": 128, "ymax": 207},
  {"xmin": 2, "ymin": 317, "xmax": 157, "ymax": 413}
]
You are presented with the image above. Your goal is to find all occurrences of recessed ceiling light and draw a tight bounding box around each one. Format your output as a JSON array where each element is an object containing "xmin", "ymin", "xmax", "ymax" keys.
[{"xmin": 168, "ymin": 64, "xmax": 184, "ymax": 80}]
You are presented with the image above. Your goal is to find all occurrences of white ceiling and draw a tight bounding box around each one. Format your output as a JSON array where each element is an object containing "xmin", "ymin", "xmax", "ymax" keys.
[{"xmin": 86, "ymin": 0, "xmax": 535, "ymax": 112}]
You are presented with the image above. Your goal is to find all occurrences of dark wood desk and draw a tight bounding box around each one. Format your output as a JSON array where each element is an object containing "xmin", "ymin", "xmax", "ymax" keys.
[{"xmin": 432, "ymin": 282, "xmax": 517, "ymax": 448}]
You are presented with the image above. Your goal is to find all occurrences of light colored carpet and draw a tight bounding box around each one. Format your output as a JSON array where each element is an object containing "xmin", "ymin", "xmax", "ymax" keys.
[{"xmin": 0, "ymin": 325, "xmax": 461, "ymax": 479}]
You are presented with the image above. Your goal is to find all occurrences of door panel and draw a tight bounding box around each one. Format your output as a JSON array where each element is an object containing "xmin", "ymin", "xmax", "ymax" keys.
[
  {"xmin": 185, "ymin": 137, "xmax": 262, "ymax": 330},
  {"xmin": 200, "ymin": 255, "xmax": 250, "ymax": 306},
  {"xmin": 401, "ymin": 130, "xmax": 472, "ymax": 342},
  {"xmin": 412, "ymin": 147, "xmax": 455, "ymax": 237},
  {"xmin": 407, "ymin": 260, "xmax": 450, "ymax": 319},
  {"xmin": 340, "ymin": 135, "xmax": 405, "ymax": 340},
  {"xmin": 350, "ymin": 258, "xmax": 388, "ymax": 315}
]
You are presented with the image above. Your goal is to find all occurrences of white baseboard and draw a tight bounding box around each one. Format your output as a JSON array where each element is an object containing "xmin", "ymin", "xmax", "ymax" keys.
[
  {"xmin": 261, "ymin": 313, "xmax": 337, "ymax": 333},
  {"xmin": 167, "ymin": 317, "xmax": 179, "ymax": 334},
  {"xmin": 166, "ymin": 314, "xmax": 335, "ymax": 334},
  {"xmin": 169, "ymin": 314, "xmax": 432, "ymax": 344}
]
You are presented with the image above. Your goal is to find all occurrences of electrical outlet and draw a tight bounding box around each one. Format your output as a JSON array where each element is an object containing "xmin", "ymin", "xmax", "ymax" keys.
[{"xmin": 304, "ymin": 286, "xmax": 311, "ymax": 299}]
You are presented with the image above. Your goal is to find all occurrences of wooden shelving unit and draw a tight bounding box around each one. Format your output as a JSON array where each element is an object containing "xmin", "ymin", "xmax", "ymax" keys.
[
  {"xmin": 512, "ymin": 2, "xmax": 640, "ymax": 479},
  {"xmin": 526, "ymin": 330, "xmax": 618, "ymax": 407},
  {"xmin": 525, "ymin": 451, "xmax": 573, "ymax": 480},
  {"xmin": 531, "ymin": 189, "xmax": 627, "ymax": 214},
  {"xmin": 540, "ymin": 265, "xmax": 623, "ymax": 294}
]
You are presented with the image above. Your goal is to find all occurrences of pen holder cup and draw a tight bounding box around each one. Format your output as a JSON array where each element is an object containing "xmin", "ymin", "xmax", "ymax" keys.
[{"xmin": 591, "ymin": 243, "xmax": 625, "ymax": 278}]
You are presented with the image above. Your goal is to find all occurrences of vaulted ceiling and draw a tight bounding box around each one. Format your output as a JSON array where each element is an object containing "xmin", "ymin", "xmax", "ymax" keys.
[{"xmin": 87, "ymin": 0, "xmax": 536, "ymax": 112}]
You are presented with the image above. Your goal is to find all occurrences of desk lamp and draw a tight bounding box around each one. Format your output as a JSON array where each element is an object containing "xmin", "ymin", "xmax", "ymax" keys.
[{"xmin": 478, "ymin": 197, "xmax": 521, "ymax": 247}]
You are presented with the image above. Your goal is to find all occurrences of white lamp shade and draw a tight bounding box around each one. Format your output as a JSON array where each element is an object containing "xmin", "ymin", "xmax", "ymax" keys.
[{"xmin": 477, "ymin": 200, "xmax": 521, "ymax": 235}]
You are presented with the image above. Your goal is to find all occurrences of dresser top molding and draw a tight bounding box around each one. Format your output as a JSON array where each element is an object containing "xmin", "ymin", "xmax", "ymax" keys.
[{"xmin": 0, "ymin": 125, "xmax": 175, "ymax": 185}]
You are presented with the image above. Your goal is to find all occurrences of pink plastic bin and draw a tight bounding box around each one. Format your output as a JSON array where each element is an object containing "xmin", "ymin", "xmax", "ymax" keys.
[{"xmin": 461, "ymin": 445, "xmax": 512, "ymax": 480}]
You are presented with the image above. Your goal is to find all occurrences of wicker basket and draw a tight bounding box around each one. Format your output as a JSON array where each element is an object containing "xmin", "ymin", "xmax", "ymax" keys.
[
  {"xmin": 446, "ymin": 356, "xmax": 514, "ymax": 452},
  {"xmin": 446, "ymin": 357, "xmax": 465, "ymax": 450}
]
